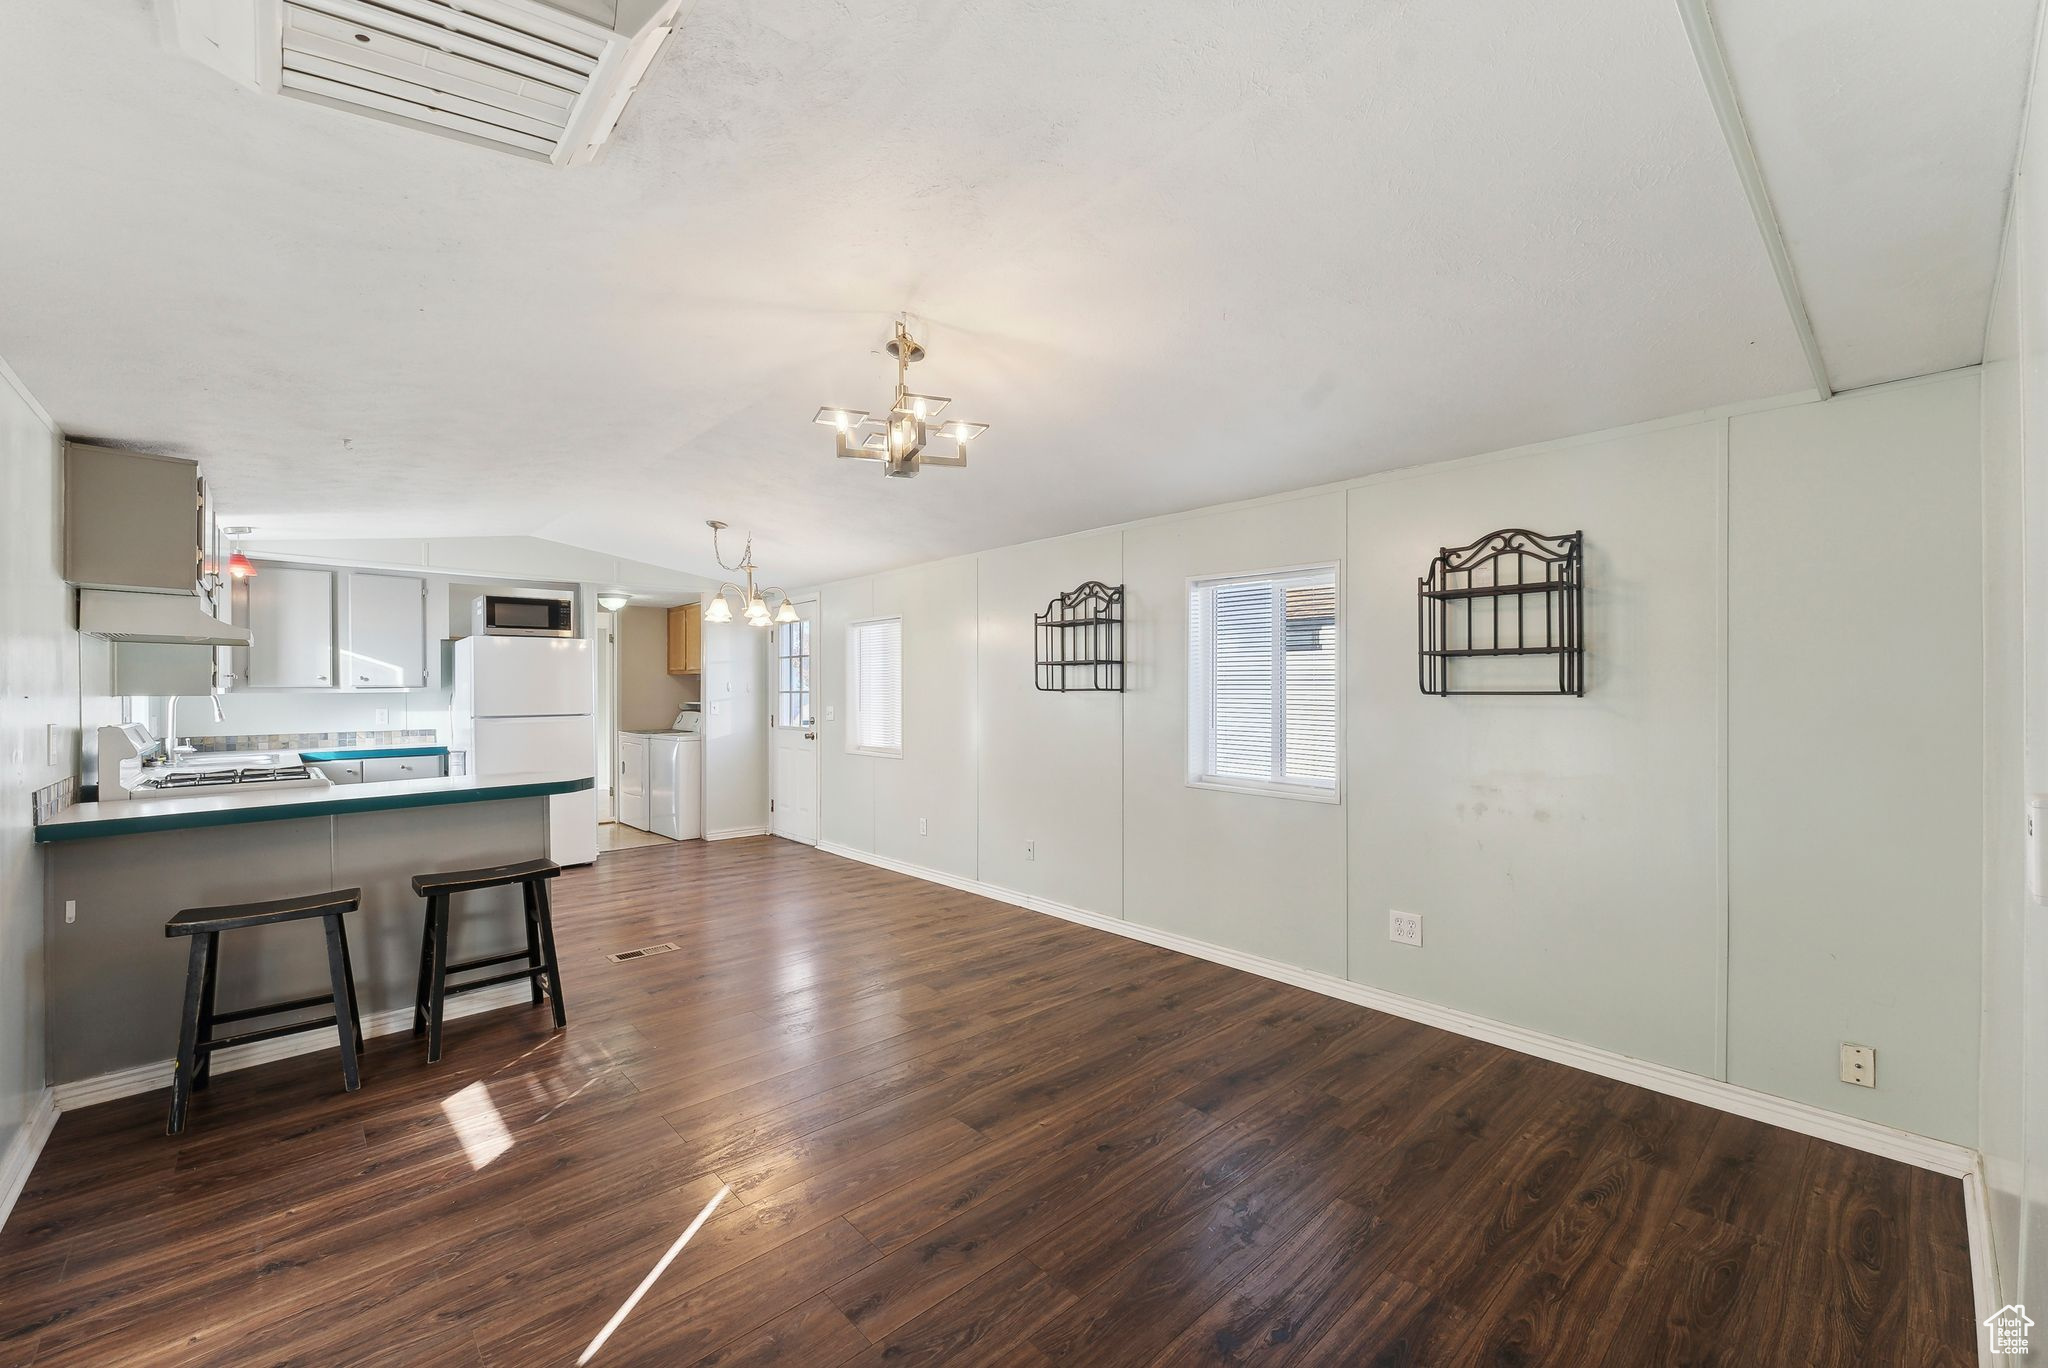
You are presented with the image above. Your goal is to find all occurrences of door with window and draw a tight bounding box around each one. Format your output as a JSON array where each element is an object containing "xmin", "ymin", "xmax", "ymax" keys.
[{"xmin": 769, "ymin": 598, "xmax": 820, "ymax": 844}]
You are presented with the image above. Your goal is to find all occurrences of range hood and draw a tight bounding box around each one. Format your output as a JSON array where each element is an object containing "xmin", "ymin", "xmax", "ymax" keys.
[{"xmin": 79, "ymin": 590, "xmax": 252, "ymax": 647}]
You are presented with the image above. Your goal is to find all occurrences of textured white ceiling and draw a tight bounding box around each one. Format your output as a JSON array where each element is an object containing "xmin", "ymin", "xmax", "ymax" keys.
[
  {"xmin": 0, "ymin": 1, "xmax": 2023, "ymax": 584},
  {"xmin": 1712, "ymin": 0, "xmax": 2039, "ymax": 390}
]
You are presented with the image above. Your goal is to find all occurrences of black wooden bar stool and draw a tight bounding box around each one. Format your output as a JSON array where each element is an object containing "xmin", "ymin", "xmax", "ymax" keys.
[
  {"xmin": 163, "ymin": 887, "xmax": 364, "ymax": 1136},
  {"xmin": 409, "ymin": 858, "xmax": 565, "ymax": 1063}
]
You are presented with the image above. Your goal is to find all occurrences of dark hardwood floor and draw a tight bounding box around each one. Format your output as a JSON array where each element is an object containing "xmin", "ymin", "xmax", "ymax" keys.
[{"xmin": 0, "ymin": 837, "xmax": 1974, "ymax": 1366}]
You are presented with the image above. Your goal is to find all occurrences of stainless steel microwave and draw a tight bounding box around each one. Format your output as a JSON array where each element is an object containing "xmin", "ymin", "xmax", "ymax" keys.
[{"xmin": 472, "ymin": 594, "xmax": 574, "ymax": 638}]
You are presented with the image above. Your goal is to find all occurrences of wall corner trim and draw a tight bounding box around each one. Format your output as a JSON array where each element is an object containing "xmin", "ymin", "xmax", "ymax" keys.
[
  {"xmin": 0, "ymin": 1088, "xmax": 58, "ymax": 1234},
  {"xmin": 815, "ymin": 839, "xmax": 1979, "ymax": 1178},
  {"xmin": 0, "ymin": 351, "xmax": 57, "ymax": 434},
  {"xmin": 1965, "ymin": 1160, "xmax": 2010, "ymax": 1365}
]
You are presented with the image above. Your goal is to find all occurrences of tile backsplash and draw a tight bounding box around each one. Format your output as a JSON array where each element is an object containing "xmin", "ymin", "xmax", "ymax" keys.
[
  {"xmin": 31, "ymin": 775, "xmax": 76, "ymax": 825},
  {"xmin": 185, "ymin": 729, "xmax": 440, "ymax": 754}
]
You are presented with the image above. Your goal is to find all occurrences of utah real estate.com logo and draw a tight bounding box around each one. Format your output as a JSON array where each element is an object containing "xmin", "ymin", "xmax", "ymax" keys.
[{"xmin": 1987, "ymin": 1303, "xmax": 2034, "ymax": 1355}]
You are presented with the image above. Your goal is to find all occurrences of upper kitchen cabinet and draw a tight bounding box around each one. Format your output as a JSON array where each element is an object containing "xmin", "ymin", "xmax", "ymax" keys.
[
  {"xmin": 64, "ymin": 443, "xmax": 209, "ymax": 594},
  {"xmin": 345, "ymin": 572, "xmax": 428, "ymax": 688},
  {"xmin": 667, "ymin": 602, "xmax": 702, "ymax": 675},
  {"xmin": 243, "ymin": 566, "xmax": 336, "ymax": 688}
]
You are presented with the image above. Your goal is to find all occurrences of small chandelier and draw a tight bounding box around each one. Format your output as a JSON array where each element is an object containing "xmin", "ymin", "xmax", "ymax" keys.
[
  {"xmin": 702, "ymin": 521, "xmax": 797, "ymax": 628},
  {"xmin": 815, "ymin": 318, "xmax": 989, "ymax": 478}
]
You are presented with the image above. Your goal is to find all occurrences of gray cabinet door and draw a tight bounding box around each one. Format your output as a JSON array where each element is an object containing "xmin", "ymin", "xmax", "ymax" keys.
[
  {"xmin": 322, "ymin": 760, "xmax": 365, "ymax": 785},
  {"xmin": 63, "ymin": 444, "xmax": 203, "ymax": 593},
  {"xmin": 245, "ymin": 567, "xmax": 335, "ymax": 688},
  {"xmin": 347, "ymin": 574, "xmax": 428, "ymax": 688}
]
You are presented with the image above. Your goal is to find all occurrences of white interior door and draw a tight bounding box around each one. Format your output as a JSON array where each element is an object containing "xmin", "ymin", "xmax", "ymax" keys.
[{"xmin": 769, "ymin": 600, "xmax": 820, "ymax": 844}]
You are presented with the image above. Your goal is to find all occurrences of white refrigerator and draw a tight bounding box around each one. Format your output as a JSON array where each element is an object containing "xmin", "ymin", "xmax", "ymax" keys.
[{"xmin": 452, "ymin": 636, "xmax": 598, "ymax": 866}]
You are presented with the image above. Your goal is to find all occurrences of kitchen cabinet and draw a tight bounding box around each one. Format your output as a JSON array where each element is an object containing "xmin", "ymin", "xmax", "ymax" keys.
[
  {"xmin": 364, "ymin": 754, "xmax": 444, "ymax": 783},
  {"xmin": 618, "ymin": 732, "xmax": 650, "ymax": 830},
  {"xmin": 321, "ymin": 760, "xmax": 365, "ymax": 784},
  {"xmin": 244, "ymin": 567, "xmax": 336, "ymax": 688},
  {"xmin": 346, "ymin": 573, "xmax": 428, "ymax": 688},
  {"xmin": 63, "ymin": 443, "xmax": 208, "ymax": 594},
  {"xmin": 667, "ymin": 602, "xmax": 702, "ymax": 675}
]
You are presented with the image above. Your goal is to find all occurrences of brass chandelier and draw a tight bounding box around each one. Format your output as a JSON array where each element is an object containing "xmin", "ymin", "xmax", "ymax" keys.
[
  {"xmin": 702, "ymin": 521, "xmax": 796, "ymax": 627},
  {"xmin": 814, "ymin": 319, "xmax": 989, "ymax": 477}
]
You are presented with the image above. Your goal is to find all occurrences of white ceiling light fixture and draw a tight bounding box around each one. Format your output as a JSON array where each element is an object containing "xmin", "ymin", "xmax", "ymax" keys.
[
  {"xmin": 702, "ymin": 521, "xmax": 796, "ymax": 628},
  {"xmin": 815, "ymin": 318, "xmax": 989, "ymax": 479},
  {"xmin": 595, "ymin": 591, "xmax": 632, "ymax": 612},
  {"xmin": 154, "ymin": 0, "xmax": 684, "ymax": 165}
]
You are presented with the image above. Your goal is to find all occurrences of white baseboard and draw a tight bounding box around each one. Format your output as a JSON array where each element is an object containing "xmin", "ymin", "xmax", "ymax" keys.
[
  {"xmin": 705, "ymin": 826, "xmax": 770, "ymax": 842},
  {"xmin": 0, "ymin": 1088, "xmax": 57, "ymax": 1233},
  {"xmin": 50, "ymin": 982, "xmax": 533, "ymax": 1112},
  {"xmin": 816, "ymin": 840, "xmax": 1979, "ymax": 1179}
]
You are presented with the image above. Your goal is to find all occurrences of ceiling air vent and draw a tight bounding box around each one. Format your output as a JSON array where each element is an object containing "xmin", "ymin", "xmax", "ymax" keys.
[{"xmin": 156, "ymin": 0, "xmax": 682, "ymax": 164}]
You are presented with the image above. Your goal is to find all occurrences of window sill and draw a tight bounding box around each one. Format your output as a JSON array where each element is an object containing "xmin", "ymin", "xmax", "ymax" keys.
[
  {"xmin": 848, "ymin": 747, "xmax": 902, "ymax": 760},
  {"xmin": 1186, "ymin": 775, "xmax": 1340, "ymax": 805}
]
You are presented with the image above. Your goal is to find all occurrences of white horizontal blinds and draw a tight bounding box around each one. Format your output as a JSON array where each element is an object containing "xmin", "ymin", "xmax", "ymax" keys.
[
  {"xmin": 1189, "ymin": 568, "xmax": 1338, "ymax": 792},
  {"xmin": 1281, "ymin": 579, "xmax": 1338, "ymax": 784},
  {"xmin": 1209, "ymin": 580, "xmax": 1278, "ymax": 781},
  {"xmin": 852, "ymin": 619, "xmax": 902, "ymax": 753}
]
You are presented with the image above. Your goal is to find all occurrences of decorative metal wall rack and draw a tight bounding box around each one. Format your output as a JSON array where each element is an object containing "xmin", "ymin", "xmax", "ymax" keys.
[
  {"xmin": 1418, "ymin": 529, "xmax": 1583, "ymax": 697},
  {"xmin": 1035, "ymin": 581, "xmax": 1124, "ymax": 692}
]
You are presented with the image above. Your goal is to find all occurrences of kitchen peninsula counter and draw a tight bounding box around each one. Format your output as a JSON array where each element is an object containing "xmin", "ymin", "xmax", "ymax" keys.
[{"xmin": 41, "ymin": 772, "xmax": 592, "ymax": 1088}]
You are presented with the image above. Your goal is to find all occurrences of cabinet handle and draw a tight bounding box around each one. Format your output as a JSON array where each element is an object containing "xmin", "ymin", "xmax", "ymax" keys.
[{"xmin": 358, "ymin": 675, "xmax": 369, "ymax": 682}]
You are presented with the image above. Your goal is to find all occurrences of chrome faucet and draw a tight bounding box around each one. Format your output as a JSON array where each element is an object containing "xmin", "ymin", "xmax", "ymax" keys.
[{"xmin": 163, "ymin": 694, "xmax": 226, "ymax": 764}]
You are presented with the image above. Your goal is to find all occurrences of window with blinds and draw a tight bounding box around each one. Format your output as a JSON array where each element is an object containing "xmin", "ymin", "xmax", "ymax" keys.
[
  {"xmin": 1187, "ymin": 566, "xmax": 1339, "ymax": 799},
  {"xmin": 847, "ymin": 618, "xmax": 903, "ymax": 756}
]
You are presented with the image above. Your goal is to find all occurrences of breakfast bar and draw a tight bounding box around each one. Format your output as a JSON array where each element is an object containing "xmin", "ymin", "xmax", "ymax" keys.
[{"xmin": 37, "ymin": 771, "xmax": 593, "ymax": 1089}]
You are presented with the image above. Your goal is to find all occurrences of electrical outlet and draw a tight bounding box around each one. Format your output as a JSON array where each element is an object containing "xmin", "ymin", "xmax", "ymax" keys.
[
  {"xmin": 1025, "ymin": 840, "xmax": 1036, "ymax": 862},
  {"xmin": 45, "ymin": 722, "xmax": 57, "ymax": 768},
  {"xmin": 1389, "ymin": 911, "xmax": 1423, "ymax": 947},
  {"xmin": 64, "ymin": 900, "xmax": 76, "ymax": 925},
  {"xmin": 374, "ymin": 708, "xmax": 390, "ymax": 727},
  {"xmin": 919, "ymin": 817, "xmax": 929, "ymax": 836},
  {"xmin": 1840, "ymin": 1043, "xmax": 1876, "ymax": 1088}
]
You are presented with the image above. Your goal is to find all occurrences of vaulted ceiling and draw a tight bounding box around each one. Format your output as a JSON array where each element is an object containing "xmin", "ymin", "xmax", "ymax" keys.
[{"xmin": 0, "ymin": 0, "xmax": 2034, "ymax": 584}]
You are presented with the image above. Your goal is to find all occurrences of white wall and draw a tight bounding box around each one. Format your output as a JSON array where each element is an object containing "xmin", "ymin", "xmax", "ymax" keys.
[
  {"xmin": 818, "ymin": 371, "xmax": 1987, "ymax": 1147},
  {"xmin": 1348, "ymin": 421, "xmax": 1725, "ymax": 1077},
  {"xmin": 0, "ymin": 358, "xmax": 69, "ymax": 1181},
  {"xmin": 701, "ymin": 604, "xmax": 770, "ymax": 838},
  {"xmin": 1125, "ymin": 495, "xmax": 1349, "ymax": 974},
  {"xmin": 977, "ymin": 533, "xmax": 1123, "ymax": 914},
  {"xmin": 1727, "ymin": 378, "xmax": 1985, "ymax": 1141}
]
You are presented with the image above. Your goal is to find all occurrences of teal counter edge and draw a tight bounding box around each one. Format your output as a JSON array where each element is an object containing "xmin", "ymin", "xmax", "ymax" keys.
[
  {"xmin": 297, "ymin": 746, "xmax": 451, "ymax": 762},
  {"xmin": 35, "ymin": 777, "xmax": 592, "ymax": 844}
]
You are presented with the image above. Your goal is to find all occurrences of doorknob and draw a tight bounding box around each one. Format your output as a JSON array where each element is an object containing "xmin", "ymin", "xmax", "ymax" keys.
[{"xmin": 803, "ymin": 730, "xmax": 817, "ymax": 741}]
